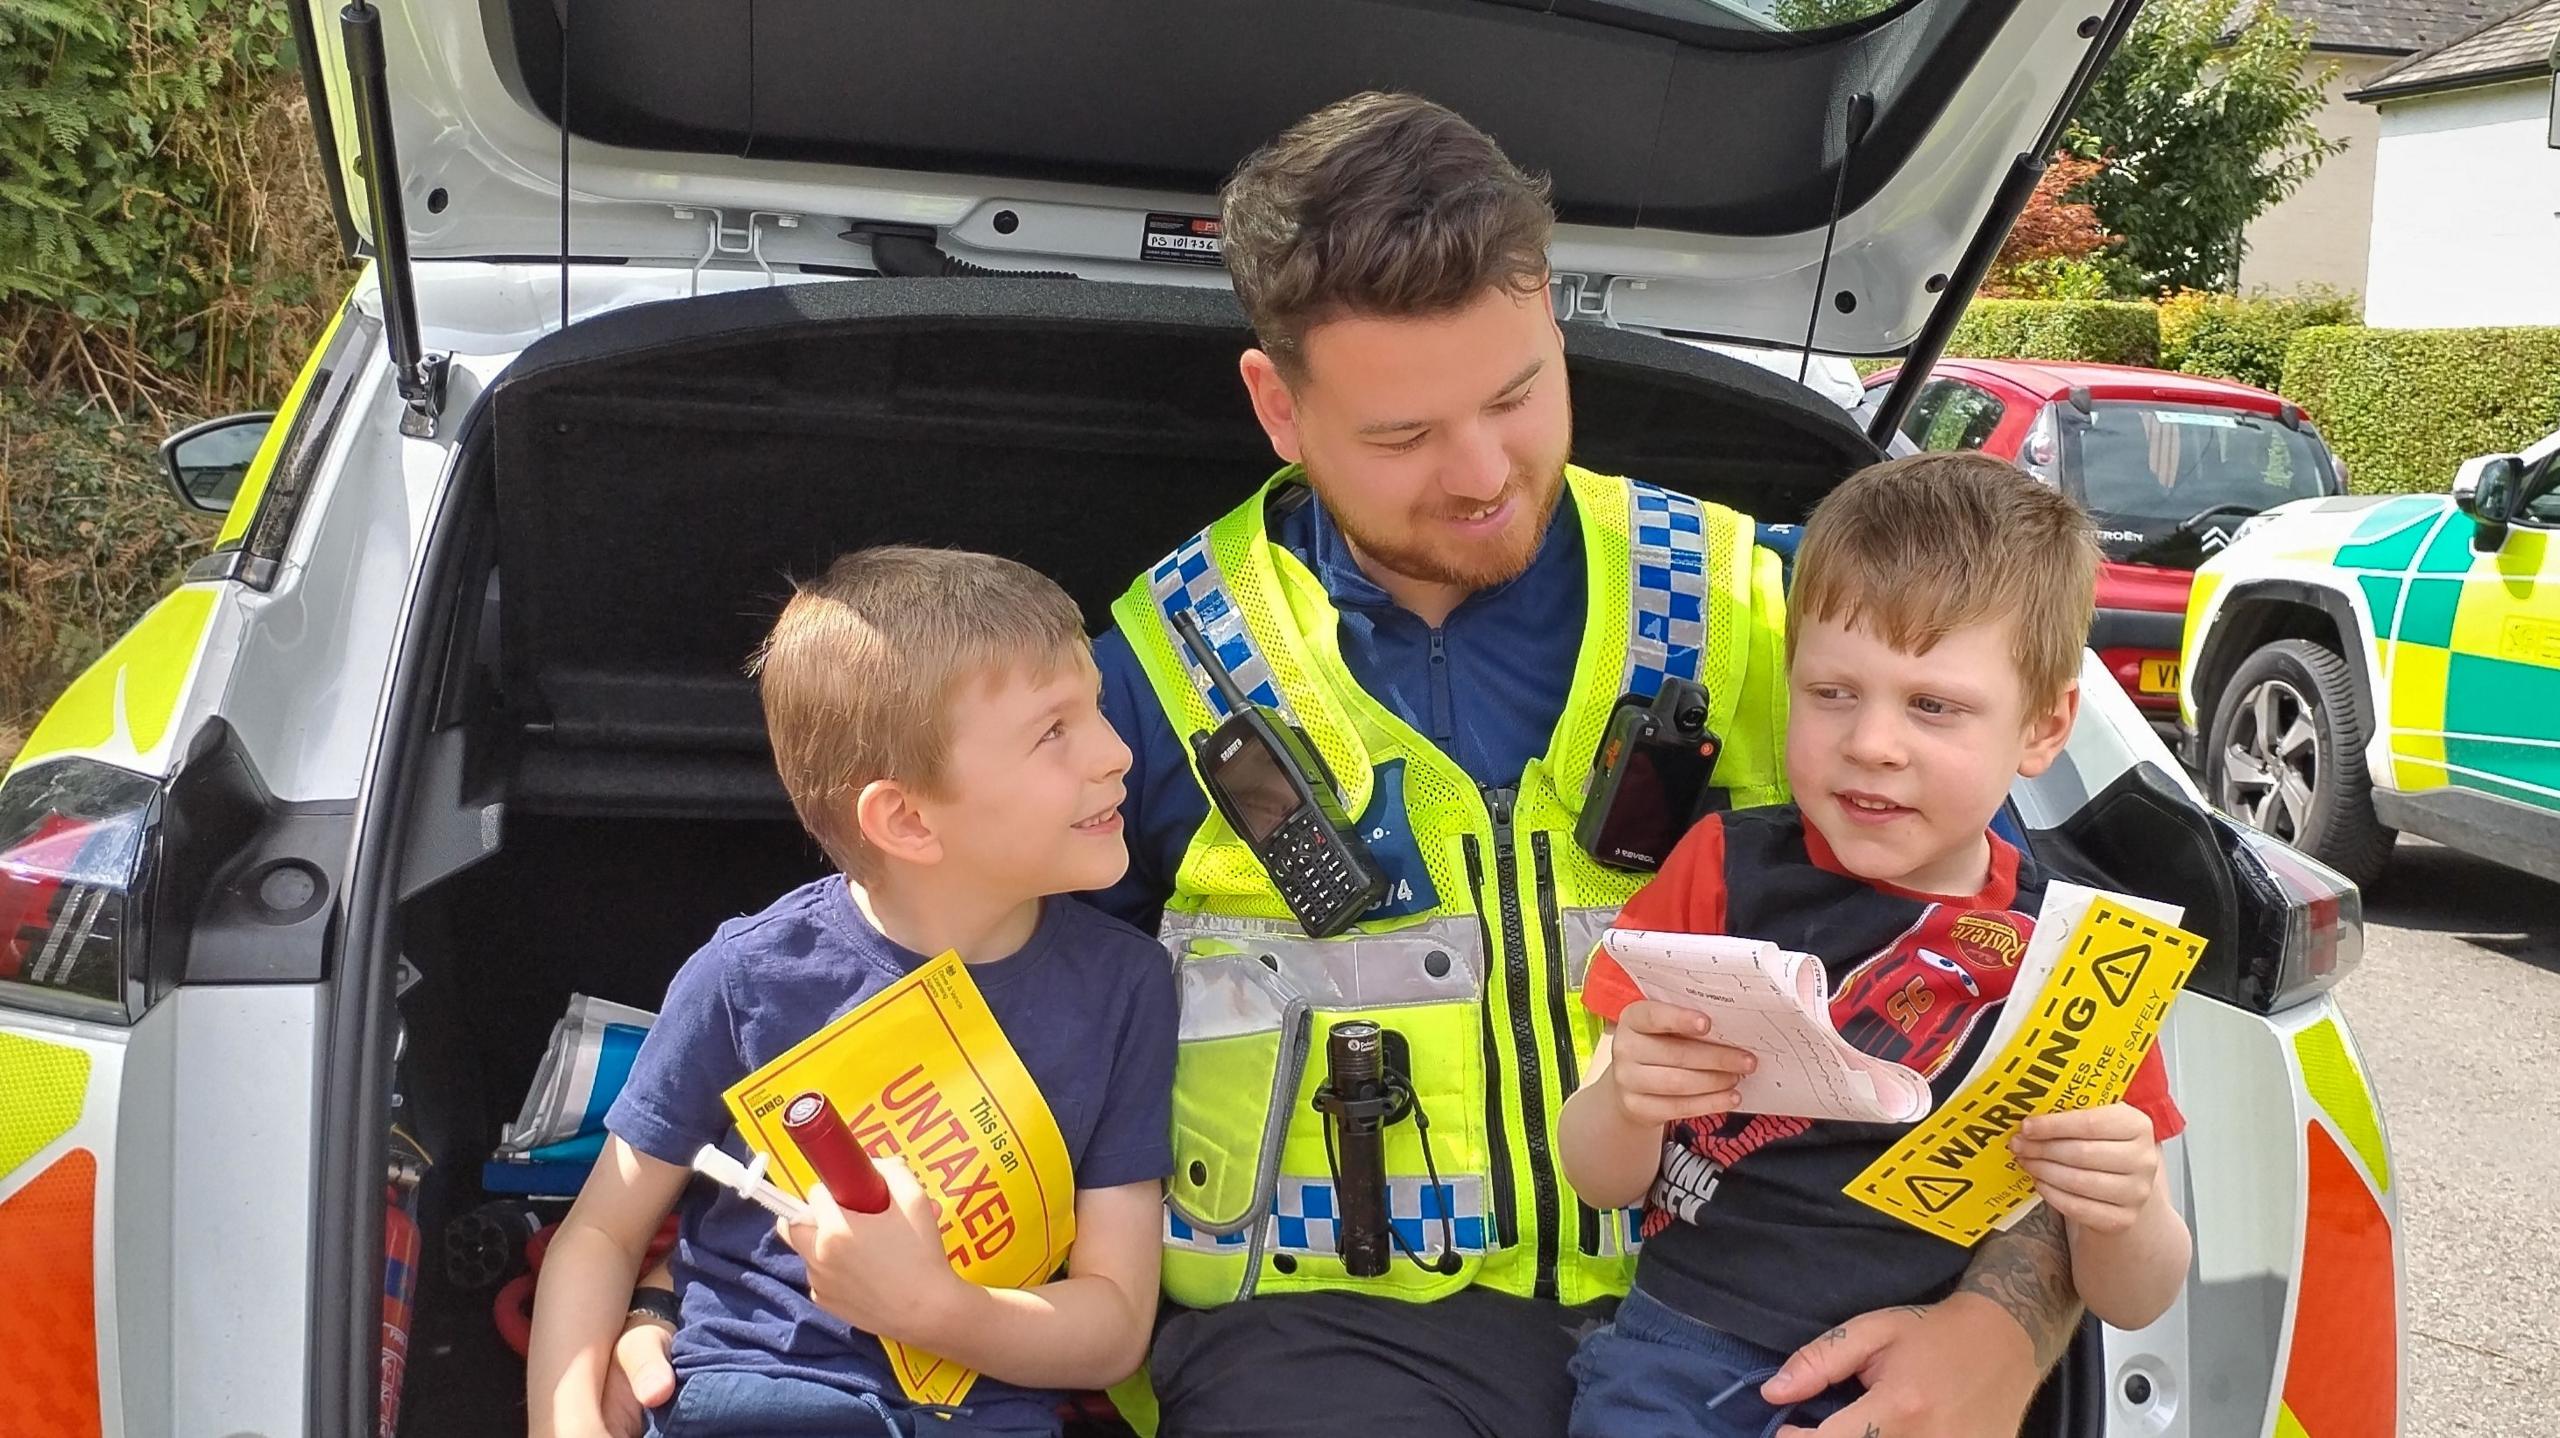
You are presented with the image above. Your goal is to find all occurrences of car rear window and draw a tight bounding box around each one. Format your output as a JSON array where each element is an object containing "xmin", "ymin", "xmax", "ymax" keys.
[{"xmin": 2064, "ymin": 402, "xmax": 2334, "ymax": 523}]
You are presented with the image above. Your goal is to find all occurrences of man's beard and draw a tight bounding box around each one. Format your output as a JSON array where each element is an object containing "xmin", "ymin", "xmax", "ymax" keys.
[{"xmin": 1319, "ymin": 458, "xmax": 1569, "ymax": 594}]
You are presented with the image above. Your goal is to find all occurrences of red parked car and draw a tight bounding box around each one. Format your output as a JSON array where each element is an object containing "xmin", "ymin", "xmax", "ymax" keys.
[{"xmin": 1859, "ymin": 359, "xmax": 2347, "ymax": 730}]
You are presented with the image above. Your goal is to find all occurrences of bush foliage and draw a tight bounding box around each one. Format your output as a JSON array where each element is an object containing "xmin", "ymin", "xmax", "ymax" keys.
[
  {"xmin": 1, "ymin": 0, "xmax": 342, "ymax": 741},
  {"xmin": 1948, "ymin": 299, "xmax": 2162, "ymax": 368},
  {"xmin": 2157, "ymin": 288, "xmax": 2360, "ymax": 391},
  {"xmin": 2282, "ymin": 327, "xmax": 2560, "ymax": 496}
]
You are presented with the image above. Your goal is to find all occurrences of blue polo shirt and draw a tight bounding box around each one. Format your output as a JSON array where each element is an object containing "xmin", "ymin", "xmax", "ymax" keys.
[{"xmin": 1088, "ymin": 485, "xmax": 1590, "ymax": 926}]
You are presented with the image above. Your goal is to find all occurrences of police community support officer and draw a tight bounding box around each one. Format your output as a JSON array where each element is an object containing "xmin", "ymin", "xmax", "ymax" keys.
[
  {"xmin": 609, "ymin": 90, "xmax": 2092, "ymax": 1438},
  {"xmin": 1089, "ymin": 94, "xmax": 2093, "ymax": 1438}
]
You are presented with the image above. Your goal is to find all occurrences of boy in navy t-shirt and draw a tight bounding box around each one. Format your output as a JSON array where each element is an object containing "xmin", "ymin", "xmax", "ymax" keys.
[
  {"xmin": 528, "ymin": 548, "xmax": 1177, "ymax": 1438},
  {"xmin": 1557, "ymin": 455, "xmax": 2193, "ymax": 1437}
]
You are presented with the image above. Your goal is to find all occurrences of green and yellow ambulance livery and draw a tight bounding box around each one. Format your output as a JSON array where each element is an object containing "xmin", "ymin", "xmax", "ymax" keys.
[{"xmin": 2182, "ymin": 426, "xmax": 2560, "ymax": 887}]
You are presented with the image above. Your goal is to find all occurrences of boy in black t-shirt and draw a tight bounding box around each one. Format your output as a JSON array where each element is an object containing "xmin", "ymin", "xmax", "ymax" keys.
[{"xmin": 1558, "ymin": 455, "xmax": 2192, "ymax": 1437}]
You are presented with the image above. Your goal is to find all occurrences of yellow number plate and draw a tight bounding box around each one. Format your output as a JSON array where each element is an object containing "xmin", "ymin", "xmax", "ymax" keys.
[{"xmin": 2138, "ymin": 658, "xmax": 2181, "ymax": 694}]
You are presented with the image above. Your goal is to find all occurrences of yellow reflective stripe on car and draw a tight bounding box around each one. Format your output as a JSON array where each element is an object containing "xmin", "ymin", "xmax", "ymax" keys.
[
  {"xmin": 2292, "ymin": 1015, "xmax": 2390, "ymax": 1194},
  {"xmin": 215, "ymin": 294, "xmax": 352, "ymax": 548},
  {"xmin": 6, "ymin": 586, "xmax": 220, "ymax": 782},
  {"xmin": 0, "ymin": 1032, "xmax": 91, "ymax": 1187},
  {"xmin": 2381, "ymin": 637, "xmax": 2451, "ymax": 792},
  {"xmin": 2274, "ymin": 1401, "xmax": 2312, "ymax": 1438}
]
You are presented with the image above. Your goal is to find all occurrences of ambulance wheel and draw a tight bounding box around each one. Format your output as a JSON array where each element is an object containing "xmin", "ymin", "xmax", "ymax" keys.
[{"xmin": 2206, "ymin": 638, "xmax": 2395, "ymax": 888}]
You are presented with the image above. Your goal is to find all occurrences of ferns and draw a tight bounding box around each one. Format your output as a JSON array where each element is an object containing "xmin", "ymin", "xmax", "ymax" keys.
[{"xmin": 1, "ymin": 0, "xmax": 342, "ymax": 410}]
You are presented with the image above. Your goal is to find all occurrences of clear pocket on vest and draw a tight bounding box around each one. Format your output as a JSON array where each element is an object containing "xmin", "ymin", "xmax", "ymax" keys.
[
  {"xmin": 1553, "ymin": 900, "xmax": 1646, "ymax": 1262},
  {"xmin": 1161, "ymin": 917, "xmax": 1500, "ymax": 1305}
]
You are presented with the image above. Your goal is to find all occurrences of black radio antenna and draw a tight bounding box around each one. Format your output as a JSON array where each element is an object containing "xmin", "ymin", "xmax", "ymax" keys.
[
  {"xmin": 1799, "ymin": 91, "xmax": 1876, "ymax": 386},
  {"xmin": 1171, "ymin": 610, "xmax": 1257, "ymax": 715},
  {"xmin": 557, "ymin": 0, "xmax": 571, "ymax": 331}
]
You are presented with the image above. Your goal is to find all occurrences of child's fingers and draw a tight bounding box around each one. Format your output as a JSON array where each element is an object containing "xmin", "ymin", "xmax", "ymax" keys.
[
  {"xmin": 2019, "ymin": 1104, "xmax": 2149, "ymax": 1142},
  {"xmin": 1617, "ymin": 1032, "xmax": 1758, "ymax": 1077},
  {"xmin": 2008, "ymin": 1135, "xmax": 2152, "ymax": 1175},
  {"xmin": 2028, "ymin": 1182, "xmax": 2129, "ymax": 1234},
  {"xmin": 1615, "ymin": 1058, "xmax": 1749, "ymax": 1100},
  {"xmin": 1617, "ymin": 1000, "xmax": 1716, "ymax": 1040},
  {"xmin": 2017, "ymin": 1157, "xmax": 2150, "ymax": 1210}
]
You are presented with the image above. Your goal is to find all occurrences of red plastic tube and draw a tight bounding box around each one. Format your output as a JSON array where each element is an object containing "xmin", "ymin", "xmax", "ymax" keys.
[{"xmin": 782, "ymin": 1091, "xmax": 892, "ymax": 1214}]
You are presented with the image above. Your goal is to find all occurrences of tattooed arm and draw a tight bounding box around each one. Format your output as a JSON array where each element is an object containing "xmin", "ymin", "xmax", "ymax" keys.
[
  {"xmin": 1759, "ymin": 1207, "xmax": 2082, "ymax": 1437},
  {"xmin": 1954, "ymin": 1204, "xmax": 2085, "ymax": 1370}
]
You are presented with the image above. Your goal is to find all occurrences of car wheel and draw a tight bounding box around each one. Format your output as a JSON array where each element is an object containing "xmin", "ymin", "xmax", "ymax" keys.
[{"xmin": 2206, "ymin": 638, "xmax": 2396, "ymax": 887}]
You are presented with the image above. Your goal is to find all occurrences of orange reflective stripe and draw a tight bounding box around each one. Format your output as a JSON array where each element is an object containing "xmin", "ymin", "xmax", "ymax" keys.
[
  {"xmin": 2280, "ymin": 1124, "xmax": 2397, "ymax": 1438},
  {"xmin": 0, "ymin": 1148, "xmax": 100, "ymax": 1436}
]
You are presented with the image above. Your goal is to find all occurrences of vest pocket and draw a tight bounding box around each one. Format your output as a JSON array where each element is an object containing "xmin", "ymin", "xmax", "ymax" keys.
[{"xmin": 1160, "ymin": 919, "xmax": 1500, "ymax": 1307}]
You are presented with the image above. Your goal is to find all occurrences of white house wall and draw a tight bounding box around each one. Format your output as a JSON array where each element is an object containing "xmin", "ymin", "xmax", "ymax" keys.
[{"xmin": 2364, "ymin": 79, "xmax": 2560, "ymax": 328}]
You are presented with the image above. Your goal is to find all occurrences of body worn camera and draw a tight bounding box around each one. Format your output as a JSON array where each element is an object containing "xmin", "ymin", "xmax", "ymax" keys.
[
  {"xmin": 1175, "ymin": 613, "xmax": 1389, "ymax": 938},
  {"xmin": 1575, "ymin": 676, "xmax": 1721, "ymax": 871}
]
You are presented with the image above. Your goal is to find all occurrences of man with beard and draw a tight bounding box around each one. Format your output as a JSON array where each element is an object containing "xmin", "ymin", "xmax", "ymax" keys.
[
  {"xmin": 1082, "ymin": 93, "xmax": 2089, "ymax": 1438},
  {"xmin": 612, "ymin": 91, "xmax": 2093, "ymax": 1438}
]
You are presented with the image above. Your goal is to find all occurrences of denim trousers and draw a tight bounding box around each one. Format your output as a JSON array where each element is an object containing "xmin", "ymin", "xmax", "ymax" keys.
[
  {"xmin": 1568, "ymin": 1287, "xmax": 1863, "ymax": 1438},
  {"xmin": 646, "ymin": 1370, "xmax": 1058, "ymax": 1438}
]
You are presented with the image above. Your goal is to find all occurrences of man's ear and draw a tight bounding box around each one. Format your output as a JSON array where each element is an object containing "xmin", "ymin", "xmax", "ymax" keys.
[
  {"xmin": 1239, "ymin": 349, "xmax": 1305, "ymax": 466},
  {"xmin": 2015, "ymin": 680, "xmax": 2080, "ymax": 780},
  {"xmin": 854, "ymin": 778, "xmax": 943, "ymax": 867}
]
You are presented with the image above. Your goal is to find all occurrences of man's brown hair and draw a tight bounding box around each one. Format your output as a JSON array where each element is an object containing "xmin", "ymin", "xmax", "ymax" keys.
[
  {"xmin": 1220, "ymin": 92, "xmax": 1555, "ymax": 373},
  {"xmin": 1790, "ymin": 453, "xmax": 2099, "ymax": 708},
  {"xmin": 752, "ymin": 547, "xmax": 1087, "ymax": 877}
]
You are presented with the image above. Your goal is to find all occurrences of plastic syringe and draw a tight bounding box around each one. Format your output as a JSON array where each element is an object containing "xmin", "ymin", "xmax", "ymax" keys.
[{"xmin": 690, "ymin": 1145, "xmax": 812, "ymax": 1226}]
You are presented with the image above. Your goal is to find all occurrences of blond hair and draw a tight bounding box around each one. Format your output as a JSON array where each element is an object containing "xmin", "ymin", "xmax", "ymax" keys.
[
  {"xmin": 1221, "ymin": 92, "xmax": 1554, "ymax": 374},
  {"xmin": 1790, "ymin": 453, "xmax": 2098, "ymax": 708},
  {"xmin": 752, "ymin": 547, "xmax": 1087, "ymax": 877}
]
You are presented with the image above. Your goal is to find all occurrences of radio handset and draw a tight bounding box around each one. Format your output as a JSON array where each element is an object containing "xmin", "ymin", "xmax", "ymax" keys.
[{"xmin": 1172, "ymin": 611, "xmax": 1389, "ymax": 938}]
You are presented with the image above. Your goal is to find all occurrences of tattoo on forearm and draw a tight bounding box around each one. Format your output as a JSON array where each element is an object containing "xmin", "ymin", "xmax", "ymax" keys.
[{"xmin": 1956, "ymin": 1205, "xmax": 2083, "ymax": 1370}]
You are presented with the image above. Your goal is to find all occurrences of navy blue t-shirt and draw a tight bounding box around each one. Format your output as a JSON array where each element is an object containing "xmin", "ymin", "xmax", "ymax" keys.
[{"xmin": 606, "ymin": 878, "xmax": 1178, "ymax": 1432}]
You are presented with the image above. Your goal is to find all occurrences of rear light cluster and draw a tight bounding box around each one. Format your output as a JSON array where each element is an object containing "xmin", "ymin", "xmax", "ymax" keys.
[
  {"xmin": 2021, "ymin": 404, "xmax": 2061, "ymax": 479},
  {"xmin": 2217, "ymin": 816, "xmax": 2362, "ymax": 1012},
  {"xmin": 0, "ymin": 760, "xmax": 157, "ymax": 1020}
]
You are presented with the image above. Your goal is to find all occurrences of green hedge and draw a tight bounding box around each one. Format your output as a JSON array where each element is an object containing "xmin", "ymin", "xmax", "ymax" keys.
[
  {"xmin": 2158, "ymin": 289, "xmax": 2359, "ymax": 391},
  {"xmin": 2282, "ymin": 326, "xmax": 2560, "ymax": 495},
  {"xmin": 1948, "ymin": 300, "xmax": 2160, "ymax": 368}
]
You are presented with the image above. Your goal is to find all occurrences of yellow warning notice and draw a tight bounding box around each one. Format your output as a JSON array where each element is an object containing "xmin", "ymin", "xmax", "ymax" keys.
[
  {"xmin": 1844, "ymin": 896, "xmax": 2203, "ymax": 1245},
  {"xmin": 725, "ymin": 952, "xmax": 1074, "ymax": 1408}
]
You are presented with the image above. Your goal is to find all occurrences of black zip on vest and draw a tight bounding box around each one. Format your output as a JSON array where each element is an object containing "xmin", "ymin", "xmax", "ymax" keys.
[{"xmin": 1486, "ymin": 785, "xmax": 1562, "ymax": 1301}]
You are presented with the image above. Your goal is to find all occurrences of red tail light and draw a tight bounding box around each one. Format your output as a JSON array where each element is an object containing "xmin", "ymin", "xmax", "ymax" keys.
[
  {"xmin": 2221, "ymin": 820, "xmax": 2361, "ymax": 1012},
  {"xmin": 0, "ymin": 761, "xmax": 157, "ymax": 1020}
]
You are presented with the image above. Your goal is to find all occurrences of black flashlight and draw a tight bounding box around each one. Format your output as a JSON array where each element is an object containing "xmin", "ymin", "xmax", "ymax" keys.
[{"xmin": 1315, "ymin": 1020, "xmax": 1393, "ymax": 1277}]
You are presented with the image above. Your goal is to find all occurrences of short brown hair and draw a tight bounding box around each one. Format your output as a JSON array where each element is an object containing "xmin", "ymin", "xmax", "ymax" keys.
[
  {"xmin": 1790, "ymin": 453, "xmax": 2099, "ymax": 708},
  {"xmin": 1221, "ymin": 92, "xmax": 1554, "ymax": 372},
  {"xmin": 752, "ymin": 547, "xmax": 1087, "ymax": 877}
]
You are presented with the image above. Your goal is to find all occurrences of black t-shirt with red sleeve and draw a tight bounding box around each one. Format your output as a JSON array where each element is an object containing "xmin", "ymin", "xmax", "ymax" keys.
[{"xmin": 1580, "ymin": 805, "xmax": 2185, "ymax": 1352}]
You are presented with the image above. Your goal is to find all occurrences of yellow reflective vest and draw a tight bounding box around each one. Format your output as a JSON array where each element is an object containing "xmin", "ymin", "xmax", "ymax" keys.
[{"xmin": 1111, "ymin": 464, "xmax": 1790, "ymax": 1310}]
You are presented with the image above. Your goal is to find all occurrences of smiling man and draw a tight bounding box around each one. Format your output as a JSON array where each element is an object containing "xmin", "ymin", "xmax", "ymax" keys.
[{"xmin": 1083, "ymin": 94, "xmax": 2090, "ymax": 1438}]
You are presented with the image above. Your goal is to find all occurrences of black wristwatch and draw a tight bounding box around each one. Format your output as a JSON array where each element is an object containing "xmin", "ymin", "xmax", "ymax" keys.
[{"xmin": 626, "ymin": 1287, "xmax": 680, "ymax": 1329}]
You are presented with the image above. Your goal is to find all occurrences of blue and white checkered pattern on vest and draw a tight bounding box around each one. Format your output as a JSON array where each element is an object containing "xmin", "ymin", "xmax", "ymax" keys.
[
  {"xmin": 1623, "ymin": 482, "xmax": 1711, "ymax": 700},
  {"xmin": 1149, "ymin": 529, "xmax": 1300, "ymax": 725},
  {"xmin": 1162, "ymin": 1175, "xmax": 1492, "ymax": 1260}
]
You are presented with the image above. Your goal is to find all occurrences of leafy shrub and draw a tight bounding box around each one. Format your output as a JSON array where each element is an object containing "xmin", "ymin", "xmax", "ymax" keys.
[
  {"xmin": 2282, "ymin": 326, "xmax": 2560, "ymax": 494},
  {"xmin": 1, "ymin": 0, "xmax": 343, "ymax": 414},
  {"xmin": 1948, "ymin": 299, "xmax": 2161, "ymax": 367},
  {"xmin": 2158, "ymin": 287, "xmax": 2360, "ymax": 390}
]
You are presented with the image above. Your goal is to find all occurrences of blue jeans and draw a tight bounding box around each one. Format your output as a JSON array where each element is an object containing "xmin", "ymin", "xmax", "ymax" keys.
[
  {"xmin": 1568, "ymin": 1288, "xmax": 1862, "ymax": 1438},
  {"xmin": 647, "ymin": 1370, "xmax": 1058, "ymax": 1438}
]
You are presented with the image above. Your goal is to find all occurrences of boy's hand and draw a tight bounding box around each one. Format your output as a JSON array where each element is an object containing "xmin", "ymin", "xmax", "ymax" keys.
[
  {"xmin": 2009, "ymin": 1103, "xmax": 2163, "ymax": 1235},
  {"xmin": 779, "ymin": 1156, "xmax": 968, "ymax": 1346},
  {"xmin": 1602, "ymin": 1000, "xmax": 1757, "ymax": 1125},
  {"xmin": 600, "ymin": 1316, "xmax": 676, "ymax": 1438}
]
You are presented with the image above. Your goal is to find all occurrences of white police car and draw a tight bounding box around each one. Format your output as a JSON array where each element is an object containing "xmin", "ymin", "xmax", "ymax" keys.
[{"xmin": 0, "ymin": 1, "xmax": 2397, "ymax": 1434}]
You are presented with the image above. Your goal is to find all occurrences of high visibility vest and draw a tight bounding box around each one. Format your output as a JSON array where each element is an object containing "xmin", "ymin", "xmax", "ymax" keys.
[{"xmin": 1111, "ymin": 464, "xmax": 1790, "ymax": 1310}]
